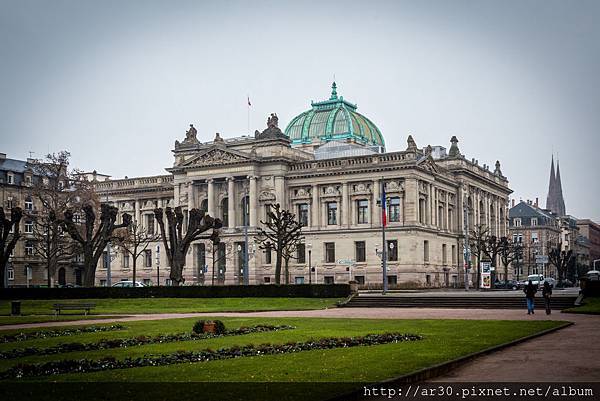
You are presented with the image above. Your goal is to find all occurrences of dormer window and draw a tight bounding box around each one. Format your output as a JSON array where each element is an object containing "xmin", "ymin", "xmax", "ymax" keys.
[
  {"xmin": 25, "ymin": 175, "xmax": 32, "ymax": 186},
  {"xmin": 7, "ymin": 173, "xmax": 14, "ymax": 185},
  {"xmin": 24, "ymin": 197, "xmax": 33, "ymax": 211},
  {"xmin": 531, "ymin": 217, "xmax": 538, "ymax": 227},
  {"xmin": 513, "ymin": 218, "xmax": 522, "ymax": 227}
]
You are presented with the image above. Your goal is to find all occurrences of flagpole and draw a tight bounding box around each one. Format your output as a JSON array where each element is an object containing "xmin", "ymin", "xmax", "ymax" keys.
[
  {"xmin": 381, "ymin": 177, "xmax": 388, "ymax": 294},
  {"xmin": 247, "ymin": 94, "xmax": 250, "ymax": 135}
]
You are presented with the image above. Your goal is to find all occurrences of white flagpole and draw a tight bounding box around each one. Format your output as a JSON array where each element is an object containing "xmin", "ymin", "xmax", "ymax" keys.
[{"xmin": 247, "ymin": 94, "xmax": 250, "ymax": 135}]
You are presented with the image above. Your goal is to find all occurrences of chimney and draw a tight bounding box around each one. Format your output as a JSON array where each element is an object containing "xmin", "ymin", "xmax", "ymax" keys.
[
  {"xmin": 511, "ymin": 199, "xmax": 515, "ymax": 207},
  {"xmin": 535, "ymin": 197, "xmax": 539, "ymax": 207},
  {"xmin": 0, "ymin": 153, "xmax": 6, "ymax": 160}
]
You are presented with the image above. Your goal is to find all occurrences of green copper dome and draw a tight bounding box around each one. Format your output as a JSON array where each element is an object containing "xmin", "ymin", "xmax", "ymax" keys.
[{"xmin": 284, "ymin": 83, "xmax": 385, "ymax": 150}]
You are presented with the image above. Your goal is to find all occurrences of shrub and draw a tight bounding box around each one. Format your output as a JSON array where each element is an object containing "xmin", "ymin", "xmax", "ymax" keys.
[{"xmin": 192, "ymin": 320, "xmax": 208, "ymax": 334}]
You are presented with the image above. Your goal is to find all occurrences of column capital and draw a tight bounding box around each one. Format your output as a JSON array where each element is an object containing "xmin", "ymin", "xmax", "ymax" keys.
[
  {"xmin": 207, "ymin": 178, "xmax": 214, "ymax": 184},
  {"xmin": 226, "ymin": 176, "xmax": 235, "ymax": 182}
]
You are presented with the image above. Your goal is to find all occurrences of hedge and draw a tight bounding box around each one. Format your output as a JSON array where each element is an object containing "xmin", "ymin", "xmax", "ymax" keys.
[{"xmin": 0, "ymin": 284, "xmax": 350, "ymax": 300}]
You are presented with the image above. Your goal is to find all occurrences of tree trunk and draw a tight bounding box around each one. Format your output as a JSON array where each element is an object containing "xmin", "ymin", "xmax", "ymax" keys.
[
  {"xmin": 82, "ymin": 248, "xmax": 97, "ymax": 287},
  {"xmin": 132, "ymin": 257, "xmax": 137, "ymax": 287},
  {"xmin": 0, "ymin": 255, "xmax": 6, "ymax": 289},
  {"xmin": 170, "ymin": 248, "xmax": 186, "ymax": 286},
  {"xmin": 284, "ymin": 258, "xmax": 289, "ymax": 285},
  {"xmin": 275, "ymin": 249, "xmax": 282, "ymax": 285}
]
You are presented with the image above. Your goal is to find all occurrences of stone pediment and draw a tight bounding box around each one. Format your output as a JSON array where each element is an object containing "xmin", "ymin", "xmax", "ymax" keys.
[
  {"xmin": 180, "ymin": 146, "xmax": 254, "ymax": 168},
  {"xmin": 417, "ymin": 156, "xmax": 439, "ymax": 174}
]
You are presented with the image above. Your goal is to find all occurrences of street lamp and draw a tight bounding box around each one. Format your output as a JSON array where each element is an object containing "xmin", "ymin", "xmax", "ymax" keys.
[{"xmin": 307, "ymin": 243, "xmax": 312, "ymax": 285}]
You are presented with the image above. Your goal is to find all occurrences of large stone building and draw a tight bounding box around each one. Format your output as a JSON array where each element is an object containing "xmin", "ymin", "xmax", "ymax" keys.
[{"xmin": 91, "ymin": 84, "xmax": 512, "ymax": 288}]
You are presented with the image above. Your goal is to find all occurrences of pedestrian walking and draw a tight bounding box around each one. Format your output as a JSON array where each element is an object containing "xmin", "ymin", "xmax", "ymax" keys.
[
  {"xmin": 542, "ymin": 281, "xmax": 552, "ymax": 315},
  {"xmin": 524, "ymin": 280, "xmax": 538, "ymax": 315}
]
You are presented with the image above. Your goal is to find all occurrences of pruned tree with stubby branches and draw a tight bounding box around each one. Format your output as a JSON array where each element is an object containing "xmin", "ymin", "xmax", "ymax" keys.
[
  {"xmin": 60, "ymin": 204, "xmax": 132, "ymax": 287},
  {"xmin": 482, "ymin": 234, "xmax": 503, "ymax": 284},
  {"xmin": 28, "ymin": 151, "xmax": 95, "ymax": 286},
  {"xmin": 499, "ymin": 236, "xmax": 521, "ymax": 283},
  {"xmin": 0, "ymin": 207, "xmax": 23, "ymax": 288},
  {"xmin": 548, "ymin": 241, "xmax": 574, "ymax": 287},
  {"xmin": 153, "ymin": 206, "xmax": 222, "ymax": 286},
  {"xmin": 469, "ymin": 224, "xmax": 489, "ymax": 289},
  {"xmin": 113, "ymin": 220, "xmax": 160, "ymax": 287},
  {"xmin": 254, "ymin": 203, "xmax": 303, "ymax": 285}
]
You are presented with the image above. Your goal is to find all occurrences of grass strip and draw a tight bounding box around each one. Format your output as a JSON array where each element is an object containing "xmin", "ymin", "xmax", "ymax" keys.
[
  {"xmin": 0, "ymin": 324, "xmax": 295, "ymax": 359},
  {"xmin": 2, "ymin": 332, "xmax": 422, "ymax": 379},
  {"xmin": 0, "ymin": 325, "xmax": 126, "ymax": 343}
]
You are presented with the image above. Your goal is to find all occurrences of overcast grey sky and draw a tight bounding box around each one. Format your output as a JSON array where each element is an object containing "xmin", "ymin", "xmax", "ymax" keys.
[{"xmin": 1, "ymin": 0, "xmax": 599, "ymax": 220}]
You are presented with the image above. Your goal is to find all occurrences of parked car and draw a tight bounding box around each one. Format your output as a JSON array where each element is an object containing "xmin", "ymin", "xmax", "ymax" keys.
[
  {"xmin": 543, "ymin": 277, "xmax": 556, "ymax": 288},
  {"xmin": 585, "ymin": 270, "xmax": 600, "ymax": 281},
  {"xmin": 111, "ymin": 281, "xmax": 146, "ymax": 288},
  {"xmin": 494, "ymin": 280, "xmax": 519, "ymax": 290}
]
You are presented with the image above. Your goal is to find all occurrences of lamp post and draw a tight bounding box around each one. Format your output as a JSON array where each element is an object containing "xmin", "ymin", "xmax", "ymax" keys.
[
  {"xmin": 307, "ymin": 243, "xmax": 312, "ymax": 285},
  {"xmin": 155, "ymin": 244, "xmax": 160, "ymax": 286}
]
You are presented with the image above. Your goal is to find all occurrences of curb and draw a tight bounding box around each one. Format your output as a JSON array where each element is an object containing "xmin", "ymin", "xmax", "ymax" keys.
[{"xmin": 326, "ymin": 320, "xmax": 574, "ymax": 401}]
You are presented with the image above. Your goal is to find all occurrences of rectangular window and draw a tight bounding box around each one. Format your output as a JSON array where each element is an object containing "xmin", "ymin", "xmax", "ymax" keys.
[
  {"xmin": 145, "ymin": 214, "xmax": 155, "ymax": 235},
  {"xmin": 100, "ymin": 279, "xmax": 107, "ymax": 287},
  {"xmin": 325, "ymin": 242, "xmax": 336, "ymax": 263},
  {"xmin": 7, "ymin": 268, "xmax": 14, "ymax": 281},
  {"xmin": 143, "ymin": 279, "xmax": 151, "ymax": 286},
  {"xmin": 24, "ymin": 198, "xmax": 33, "ymax": 211},
  {"xmin": 355, "ymin": 241, "xmax": 366, "ymax": 262},
  {"xmin": 387, "ymin": 275, "xmax": 398, "ymax": 285},
  {"xmin": 7, "ymin": 173, "xmax": 13, "ymax": 185},
  {"xmin": 324, "ymin": 276, "xmax": 334, "ymax": 284},
  {"xmin": 25, "ymin": 241, "xmax": 34, "ymax": 256},
  {"xmin": 514, "ymin": 218, "xmax": 522, "ymax": 227},
  {"xmin": 297, "ymin": 243, "xmax": 306, "ymax": 264},
  {"xmin": 24, "ymin": 220, "xmax": 33, "ymax": 234},
  {"xmin": 531, "ymin": 232, "xmax": 539, "ymax": 243},
  {"xmin": 388, "ymin": 197, "xmax": 401, "ymax": 222},
  {"xmin": 426, "ymin": 274, "xmax": 431, "ymax": 286},
  {"xmin": 424, "ymin": 240, "xmax": 430, "ymax": 262},
  {"xmin": 123, "ymin": 254, "xmax": 130, "ymax": 268},
  {"xmin": 264, "ymin": 276, "xmax": 271, "ymax": 283},
  {"xmin": 265, "ymin": 243, "xmax": 272, "ymax": 264},
  {"xmin": 357, "ymin": 199, "xmax": 369, "ymax": 224},
  {"xmin": 298, "ymin": 203, "xmax": 309, "ymax": 226},
  {"xmin": 6, "ymin": 197, "xmax": 13, "ymax": 209},
  {"xmin": 294, "ymin": 276, "xmax": 305, "ymax": 285},
  {"xmin": 354, "ymin": 275, "xmax": 365, "ymax": 285},
  {"xmin": 452, "ymin": 245, "xmax": 457, "ymax": 265},
  {"xmin": 102, "ymin": 251, "xmax": 108, "ymax": 269},
  {"xmin": 195, "ymin": 243, "xmax": 206, "ymax": 270},
  {"xmin": 217, "ymin": 242, "xmax": 226, "ymax": 271},
  {"xmin": 144, "ymin": 249, "xmax": 152, "ymax": 267},
  {"xmin": 327, "ymin": 202, "xmax": 337, "ymax": 225},
  {"xmin": 442, "ymin": 244, "xmax": 447, "ymax": 265},
  {"xmin": 531, "ymin": 217, "xmax": 538, "ymax": 227},
  {"xmin": 265, "ymin": 204, "xmax": 272, "ymax": 224},
  {"xmin": 387, "ymin": 240, "xmax": 398, "ymax": 261}
]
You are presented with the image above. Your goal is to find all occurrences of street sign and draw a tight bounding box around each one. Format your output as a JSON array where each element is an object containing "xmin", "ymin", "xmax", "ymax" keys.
[
  {"xmin": 480, "ymin": 262, "xmax": 491, "ymax": 273},
  {"xmin": 337, "ymin": 259, "xmax": 355, "ymax": 265},
  {"xmin": 535, "ymin": 255, "xmax": 549, "ymax": 264}
]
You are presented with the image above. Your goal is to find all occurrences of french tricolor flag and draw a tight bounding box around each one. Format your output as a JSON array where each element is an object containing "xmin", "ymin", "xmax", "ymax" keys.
[{"xmin": 381, "ymin": 183, "xmax": 387, "ymax": 227}]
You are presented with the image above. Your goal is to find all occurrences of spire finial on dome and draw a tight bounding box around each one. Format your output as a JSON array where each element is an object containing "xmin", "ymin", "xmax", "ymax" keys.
[{"xmin": 330, "ymin": 81, "xmax": 338, "ymax": 100}]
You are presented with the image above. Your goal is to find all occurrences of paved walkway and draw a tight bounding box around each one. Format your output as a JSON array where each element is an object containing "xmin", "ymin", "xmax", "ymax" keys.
[{"xmin": 1, "ymin": 308, "xmax": 598, "ymax": 381}]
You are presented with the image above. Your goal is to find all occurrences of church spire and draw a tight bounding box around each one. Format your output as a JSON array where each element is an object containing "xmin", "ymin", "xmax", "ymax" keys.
[
  {"xmin": 555, "ymin": 159, "xmax": 566, "ymax": 216},
  {"xmin": 546, "ymin": 155, "xmax": 556, "ymax": 212}
]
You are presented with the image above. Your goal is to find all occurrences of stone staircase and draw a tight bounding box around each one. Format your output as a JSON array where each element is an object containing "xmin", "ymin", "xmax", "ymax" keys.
[{"xmin": 343, "ymin": 295, "xmax": 578, "ymax": 310}]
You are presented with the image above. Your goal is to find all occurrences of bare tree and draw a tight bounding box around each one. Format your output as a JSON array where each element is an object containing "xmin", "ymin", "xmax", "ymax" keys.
[
  {"xmin": 548, "ymin": 241, "xmax": 574, "ymax": 286},
  {"xmin": 31, "ymin": 210, "xmax": 79, "ymax": 287},
  {"xmin": 113, "ymin": 220, "xmax": 160, "ymax": 286},
  {"xmin": 482, "ymin": 235, "xmax": 503, "ymax": 284},
  {"xmin": 255, "ymin": 203, "xmax": 303, "ymax": 285},
  {"xmin": 469, "ymin": 224, "xmax": 489, "ymax": 289},
  {"xmin": 0, "ymin": 207, "xmax": 23, "ymax": 288},
  {"xmin": 28, "ymin": 151, "xmax": 95, "ymax": 285},
  {"xmin": 153, "ymin": 207, "xmax": 222, "ymax": 286},
  {"xmin": 499, "ymin": 237, "xmax": 521, "ymax": 283},
  {"xmin": 61, "ymin": 204, "xmax": 132, "ymax": 286}
]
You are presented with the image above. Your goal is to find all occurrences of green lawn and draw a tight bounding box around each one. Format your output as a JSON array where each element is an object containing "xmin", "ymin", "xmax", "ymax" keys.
[
  {"xmin": 563, "ymin": 296, "xmax": 600, "ymax": 314},
  {"xmin": 0, "ymin": 316, "xmax": 567, "ymax": 400},
  {"xmin": 0, "ymin": 315, "xmax": 124, "ymax": 326},
  {"xmin": 0, "ymin": 297, "xmax": 341, "ymax": 318}
]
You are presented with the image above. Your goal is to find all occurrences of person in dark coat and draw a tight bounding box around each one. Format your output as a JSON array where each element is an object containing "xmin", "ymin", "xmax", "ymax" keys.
[
  {"xmin": 542, "ymin": 281, "xmax": 553, "ymax": 315},
  {"xmin": 524, "ymin": 280, "xmax": 538, "ymax": 315}
]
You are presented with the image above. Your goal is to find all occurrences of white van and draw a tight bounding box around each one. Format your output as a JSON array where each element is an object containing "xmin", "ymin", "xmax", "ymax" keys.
[{"xmin": 526, "ymin": 274, "xmax": 544, "ymax": 286}]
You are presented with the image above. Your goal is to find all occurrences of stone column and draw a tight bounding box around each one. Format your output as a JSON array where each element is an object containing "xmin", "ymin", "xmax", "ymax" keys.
[
  {"xmin": 187, "ymin": 182, "xmax": 195, "ymax": 209},
  {"xmin": 173, "ymin": 183, "xmax": 180, "ymax": 208},
  {"xmin": 207, "ymin": 179, "xmax": 215, "ymax": 217},
  {"xmin": 429, "ymin": 184, "xmax": 434, "ymax": 226},
  {"xmin": 405, "ymin": 178, "xmax": 419, "ymax": 225},
  {"xmin": 311, "ymin": 184, "xmax": 319, "ymax": 228},
  {"xmin": 134, "ymin": 200, "xmax": 141, "ymax": 225},
  {"xmin": 249, "ymin": 176, "xmax": 258, "ymax": 227},
  {"xmin": 341, "ymin": 182, "xmax": 349, "ymax": 227},
  {"xmin": 372, "ymin": 179, "xmax": 380, "ymax": 226},
  {"xmin": 274, "ymin": 176, "xmax": 285, "ymax": 210},
  {"xmin": 227, "ymin": 177, "xmax": 236, "ymax": 228},
  {"xmin": 445, "ymin": 193, "xmax": 450, "ymax": 231}
]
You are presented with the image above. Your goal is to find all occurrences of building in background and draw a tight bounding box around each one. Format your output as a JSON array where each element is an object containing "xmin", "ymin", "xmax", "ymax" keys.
[{"xmin": 577, "ymin": 219, "xmax": 600, "ymax": 269}]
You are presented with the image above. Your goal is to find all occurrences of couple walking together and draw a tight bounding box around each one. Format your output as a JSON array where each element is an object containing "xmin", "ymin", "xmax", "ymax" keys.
[{"xmin": 524, "ymin": 280, "xmax": 552, "ymax": 315}]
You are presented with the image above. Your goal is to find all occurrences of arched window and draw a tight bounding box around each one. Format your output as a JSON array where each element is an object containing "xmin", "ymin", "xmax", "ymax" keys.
[
  {"xmin": 240, "ymin": 196, "xmax": 249, "ymax": 226},
  {"xmin": 479, "ymin": 200, "xmax": 485, "ymax": 227},
  {"xmin": 221, "ymin": 198, "xmax": 229, "ymax": 227},
  {"xmin": 200, "ymin": 199, "xmax": 208, "ymax": 213},
  {"xmin": 58, "ymin": 268, "xmax": 66, "ymax": 286}
]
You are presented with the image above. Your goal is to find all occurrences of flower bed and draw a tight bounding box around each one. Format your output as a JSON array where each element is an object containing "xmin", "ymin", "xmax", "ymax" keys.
[
  {"xmin": 0, "ymin": 325, "xmax": 126, "ymax": 343},
  {"xmin": 1, "ymin": 332, "xmax": 423, "ymax": 379},
  {"xmin": 0, "ymin": 325, "xmax": 295, "ymax": 359}
]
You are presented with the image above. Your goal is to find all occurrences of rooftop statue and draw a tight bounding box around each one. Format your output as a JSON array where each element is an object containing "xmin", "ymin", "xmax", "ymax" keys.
[
  {"xmin": 267, "ymin": 113, "xmax": 279, "ymax": 129},
  {"xmin": 255, "ymin": 112, "xmax": 288, "ymax": 141}
]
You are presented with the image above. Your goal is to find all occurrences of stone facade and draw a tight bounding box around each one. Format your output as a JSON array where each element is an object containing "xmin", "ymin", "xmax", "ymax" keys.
[{"xmin": 94, "ymin": 128, "xmax": 511, "ymax": 288}]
